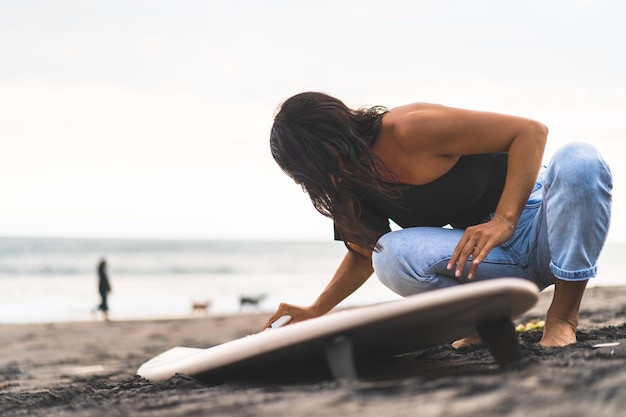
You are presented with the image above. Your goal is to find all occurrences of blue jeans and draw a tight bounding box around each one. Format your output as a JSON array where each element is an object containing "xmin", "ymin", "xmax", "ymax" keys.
[{"xmin": 372, "ymin": 143, "xmax": 613, "ymax": 295}]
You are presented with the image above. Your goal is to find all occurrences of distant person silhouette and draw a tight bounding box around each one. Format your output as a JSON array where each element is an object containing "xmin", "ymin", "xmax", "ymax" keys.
[{"xmin": 96, "ymin": 258, "xmax": 112, "ymax": 321}]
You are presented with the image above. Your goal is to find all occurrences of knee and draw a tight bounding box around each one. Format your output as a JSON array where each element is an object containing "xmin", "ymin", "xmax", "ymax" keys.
[
  {"xmin": 373, "ymin": 247, "xmax": 423, "ymax": 296},
  {"xmin": 548, "ymin": 142, "xmax": 612, "ymax": 193},
  {"xmin": 372, "ymin": 231, "xmax": 444, "ymax": 296},
  {"xmin": 371, "ymin": 232, "xmax": 402, "ymax": 288}
]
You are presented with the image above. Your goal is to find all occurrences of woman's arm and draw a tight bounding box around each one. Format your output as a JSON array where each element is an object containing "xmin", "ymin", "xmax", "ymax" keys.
[
  {"xmin": 262, "ymin": 246, "xmax": 374, "ymax": 329},
  {"xmin": 310, "ymin": 246, "xmax": 374, "ymax": 315},
  {"xmin": 390, "ymin": 104, "xmax": 548, "ymax": 279}
]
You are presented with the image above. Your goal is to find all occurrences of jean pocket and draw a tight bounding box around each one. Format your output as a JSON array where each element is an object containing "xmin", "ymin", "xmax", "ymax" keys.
[{"xmin": 500, "ymin": 199, "xmax": 541, "ymax": 252}]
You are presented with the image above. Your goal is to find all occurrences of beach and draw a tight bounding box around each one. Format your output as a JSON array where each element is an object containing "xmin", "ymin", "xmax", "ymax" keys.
[{"xmin": 2, "ymin": 285, "xmax": 626, "ymax": 417}]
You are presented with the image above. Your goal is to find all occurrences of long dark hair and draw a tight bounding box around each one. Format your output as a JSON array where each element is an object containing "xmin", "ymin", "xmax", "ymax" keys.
[{"xmin": 270, "ymin": 92, "xmax": 399, "ymax": 250}]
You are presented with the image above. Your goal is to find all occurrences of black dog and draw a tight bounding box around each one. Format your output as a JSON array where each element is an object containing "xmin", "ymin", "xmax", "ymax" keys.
[{"xmin": 239, "ymin": 294, "xmax": 267, "ymax": 312}]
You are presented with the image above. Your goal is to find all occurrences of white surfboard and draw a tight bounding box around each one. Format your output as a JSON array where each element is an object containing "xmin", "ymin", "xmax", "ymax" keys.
[{"xmin": 137, "ymin": 278, "xmax": 539, "ymax": 382}]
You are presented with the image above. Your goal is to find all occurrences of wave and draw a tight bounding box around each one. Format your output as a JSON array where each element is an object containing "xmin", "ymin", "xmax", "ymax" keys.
[{"xmin": 0, "ymin": 237, "xmax": 346, "ymax": 277}]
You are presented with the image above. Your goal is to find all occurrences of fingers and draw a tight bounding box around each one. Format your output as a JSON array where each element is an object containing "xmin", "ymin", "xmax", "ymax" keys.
[
  {"xmin": 448, "ymin": 239, "xmax": 485, "ymax": 280},
  {"xmin": 447, "ymin": 230, "xmax": 477, "ymax": 279},
  {"xmin": 262, "ymin": 302, "xmax": 314, "ymax": 331},
  {"xmin": 262, "ymin": 302, "xmax": 293, "ymax": 330},
  {"xmin": 447, "ymin": 220, "xmax": 512, "ymax": 280},
  {"xmin": 468, "ymin": 243, "xmax": 492, "ymax": 279}
]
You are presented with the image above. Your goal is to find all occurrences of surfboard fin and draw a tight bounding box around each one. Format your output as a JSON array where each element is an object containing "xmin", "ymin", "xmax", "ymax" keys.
[
  {"xmin": 324, "ymin": 335, "xmax": 358, "ymax": 380},
  {"xmin": 476, "ymin": 317, "xmax": 523, "ymax": 366}
]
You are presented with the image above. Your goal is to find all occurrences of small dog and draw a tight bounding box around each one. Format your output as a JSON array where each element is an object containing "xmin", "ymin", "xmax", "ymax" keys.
[
  {"xmin": 239, "ymin": 294, "xmax": 267, "ymax": 312},
  {"xmin": 191, "ymin": 300, "xmax": 211, "ymax": 316}
]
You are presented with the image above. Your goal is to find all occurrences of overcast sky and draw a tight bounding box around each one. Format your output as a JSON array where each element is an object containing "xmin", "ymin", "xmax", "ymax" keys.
[{"xmin": 1, "ymin": 0, "xmax": 624, "ymax": 241}]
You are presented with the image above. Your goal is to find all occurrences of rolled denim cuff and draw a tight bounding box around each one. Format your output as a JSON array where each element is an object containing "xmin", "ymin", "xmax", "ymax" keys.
[{"xmin": 549, "ymin": 262, "xmax": 597, "ymax": 281}]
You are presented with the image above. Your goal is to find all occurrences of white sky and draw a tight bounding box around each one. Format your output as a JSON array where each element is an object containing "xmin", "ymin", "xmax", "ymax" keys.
[{"xmin": 1, "ymin": 0, "xmax": 625, "ymax": 241}]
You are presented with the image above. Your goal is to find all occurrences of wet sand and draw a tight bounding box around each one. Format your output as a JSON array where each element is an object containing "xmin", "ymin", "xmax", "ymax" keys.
[{"xmin": 2, "ymin": 285, "xmax": 626, "ymax": 417}]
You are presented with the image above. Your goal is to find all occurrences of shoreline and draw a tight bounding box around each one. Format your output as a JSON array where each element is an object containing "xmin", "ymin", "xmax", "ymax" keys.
[{"xmin": 0, "ymin": 282, "xmax": 625, "ymax": 327}]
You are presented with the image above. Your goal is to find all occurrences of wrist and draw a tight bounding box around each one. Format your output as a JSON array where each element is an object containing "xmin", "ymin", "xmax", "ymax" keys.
[
  {"xmin": 494, "ymin": 213, "xmax": 516, "ymax": 231},
  {"xmin": 310, "ymin": 299, "xmax": 333, "ymax": 316}
]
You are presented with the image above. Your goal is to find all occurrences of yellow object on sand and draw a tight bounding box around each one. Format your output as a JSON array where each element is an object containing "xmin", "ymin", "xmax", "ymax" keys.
[{"xmin": 515, "ymin": 319, "xmax": 545, "ymax": 333}]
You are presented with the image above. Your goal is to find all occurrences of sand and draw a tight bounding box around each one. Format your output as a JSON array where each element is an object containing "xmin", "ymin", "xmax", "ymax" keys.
[{"xmin": 2, "ymin": 285, "xmax": 626, "ymax": 417}]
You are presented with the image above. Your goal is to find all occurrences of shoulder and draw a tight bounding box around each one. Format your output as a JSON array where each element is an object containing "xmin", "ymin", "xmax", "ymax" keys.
[
  {"xmin": 381, "ymin": 102, "xmax": 450, "ymax": 151},
  {"xmin": 387, "ymin": 102, "xmax": 471, "ymax": 133},
  {"xmin": 386, "ymin": 102, "xmax": 446, "ymax": 124}
]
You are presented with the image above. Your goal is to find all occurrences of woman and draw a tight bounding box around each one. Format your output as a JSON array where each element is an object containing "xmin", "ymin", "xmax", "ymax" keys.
[{"xmin": 265, "ymin": 92, "xmax": 612, "ymax": 347}]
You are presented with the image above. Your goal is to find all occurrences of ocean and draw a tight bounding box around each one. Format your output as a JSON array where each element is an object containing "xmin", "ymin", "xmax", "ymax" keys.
[{"xmin": 1, "ymin": 237, "xmax": 624, "ymax": 324}]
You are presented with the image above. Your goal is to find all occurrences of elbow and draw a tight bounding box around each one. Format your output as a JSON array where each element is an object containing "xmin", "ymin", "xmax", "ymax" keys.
[
  {"xmin": 537, "ymin": 120, "xmax": 549, "ymax": 138},
  {"xmin": 527, "ymin": 120, "xmax": 548, "ymax": 150}
]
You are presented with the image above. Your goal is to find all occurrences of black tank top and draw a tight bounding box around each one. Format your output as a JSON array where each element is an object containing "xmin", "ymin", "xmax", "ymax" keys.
[{"xmin": 334, "ymin": 153, "xmax": 508, "ymax": 240}]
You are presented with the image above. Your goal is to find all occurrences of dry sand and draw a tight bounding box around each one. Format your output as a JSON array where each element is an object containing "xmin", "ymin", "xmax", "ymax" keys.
[{"xmin": 2, "ymin": 285, "xmax": 626, "ymax": 417}]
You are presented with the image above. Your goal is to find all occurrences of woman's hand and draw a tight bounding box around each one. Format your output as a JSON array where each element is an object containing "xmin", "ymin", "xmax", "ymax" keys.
[
  {"xmin": 447, "ymin": 215, "xmax": 515, "ymax": 280},
  {"xmin": 261, "ymin": 249, "xmax": 374, "ymax": 331},
  {"xmin": 261, "ymin": 302, "xmax": 324, "ymax": 331}
]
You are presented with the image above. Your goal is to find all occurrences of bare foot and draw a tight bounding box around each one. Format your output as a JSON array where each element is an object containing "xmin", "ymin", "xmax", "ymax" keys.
[
  {"xmin": 452, "ymin": 334, "xmax": 482, "ymax": 349},
  {"xmin": 539, "ymin": 279, "xmax": 587, "ymax": 347},
  {"xmin": 539, "ymin": 318, "xmax": 577, "ymax": 347}
]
